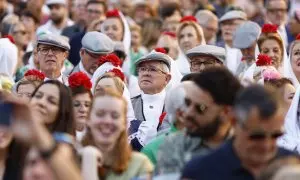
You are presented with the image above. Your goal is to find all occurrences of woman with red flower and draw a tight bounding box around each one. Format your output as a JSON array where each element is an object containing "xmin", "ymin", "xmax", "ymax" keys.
[
  {"xmin": 68, "ymin": 72, "xmax": 93, "ymax": 142},
  {"xmin": 101, "ymin": 9, "xmax": 124, "ymax": 42}
]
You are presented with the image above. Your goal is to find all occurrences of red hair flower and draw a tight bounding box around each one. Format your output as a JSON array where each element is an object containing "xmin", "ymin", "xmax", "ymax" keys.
[
  {"xmin": 24, "ymin": 69, "xmax": 45, "ymax": 81},
  {"xmin": 3, "ymin": 35, "xmax": 15, "ymax": 44},
  {"xmin": 162, "ymin": 31, "xmax": 176, "ymax": 38},
  {"xmin": 256, "ymin": 54, "xmax": 273, "ymax": 66},
  {"xmin": 180, "ymin": 16, "xmax": 197, "ymax": 23},
  {"xmin": 154, "ymin": 47, "xmax": 167, "ymax": 54},
  {"xmin": 108, "ymin": 68, "xmax": 125, "ymax": 81},
  {"xmin": 98, "ymin": 53, "xmax": 122, "ymax": 67},
  {"xmin": 296, "ymin": 33, "xmax": 300, "ymax": 40},
  {"xmin": 68, "ymin": 72, "xmax": 92, "ymax": 90},
  {"xmin": 261, "ymin": 24, "xmax": 278, "ymax": 33},
  {"xmin": 106, "ymin": 9, "xmax": 120, "ymax": 18},
  {"xmin": 159, "ymin": 112, "xmax": 167, "ymax": 127}
]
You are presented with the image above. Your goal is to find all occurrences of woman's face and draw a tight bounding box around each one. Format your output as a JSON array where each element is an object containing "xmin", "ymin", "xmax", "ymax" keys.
[
  {"xmin": 283, "ymin": 83, "xmax": 296, "ymax": 107},
  {"xmin": 291, "ymin": 42, "xmax": 300, "ymax": 78},
  {"xmin": 0, "ymin": 127, "xmax": 12, "ymax": 150},
  {"xmin": 260, "ymin": 39, "xmax": 283, "ymax": 69},
  {"xmin": 88, "ymin": 96, "xmax": 125, "ymax": 151},
  {"xmin": 73, "ymin": 93, "xmax": 92, "ymax": 131},
  {"xmin": 179, "ymin": 25, "xmax": 200, "ymax": 52},
  {"xmin": 17, "ymin": 83, "xmax": 35, "ymax": 102},
  {"xmin": 31, "ymin": 84, "xmax": 60, "ymax": 125},
  {"xmin": 23, "ymin": 148, "xmax": 55, "ymax": 180},
  {"xmin": 102, "ymin": 17, "xmax": 124, "ymax": 41},
  {"xmin": 95, "ymin": 78, "xmax": 118, "ymax": 93}
]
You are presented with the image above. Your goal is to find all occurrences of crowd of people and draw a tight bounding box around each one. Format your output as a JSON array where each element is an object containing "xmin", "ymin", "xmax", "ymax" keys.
[{"xmin": 1, "ymin": 0, "xmax": 300, "ymax": 179}]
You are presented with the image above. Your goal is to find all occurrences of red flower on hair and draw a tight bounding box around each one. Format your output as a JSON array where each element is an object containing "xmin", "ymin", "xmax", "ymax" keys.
[
  {"xmin": 68, "ymin": 72, "xmax": 92, "ymax": 90},
  {"xmin": 98, "ymin": 53, "xmax": 122, "ymax": 67},
  {"xmin": 24, "ymin": 69, "xmax": 45, "ymax": 81},
  {"xmin": 108, "ymin": 68, "xmax": 125, "ymax": 81},
  {"xmin": 162, "ymin": 31, "xmax": 176, "ymax": 38},
  {"xmin": 154, "ymin": 47, "xmax": 167, "ymax": 54},
  {"xmin": 256, "ymin": 54, "xmax": 273, "ymax": 66},
  {"xmin": 106, "ymin": 9, "xmax": 120, "ymax": 18},
  {"xmin": 261, "ymin": 24, "xmax": 278, "ymax": 33},
  {"xmin": 3, "ymin": 35, "xmax": 15, "ymax": 44},
  {"xmin": 180, "ymin": 16, "xmax": 197, "ymax": 23},
  {"xmin": 296, "ymin": 33, "xmax": 300, "ymax": 40},
  {"xmin": 159, "ymin": 112, "xmax": 167, "ymax": 127}
]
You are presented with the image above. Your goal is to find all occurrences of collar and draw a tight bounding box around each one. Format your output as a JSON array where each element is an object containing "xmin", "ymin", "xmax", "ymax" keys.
[
  {"xmin": 79, "ymin": 61, "xmax": 92, "ymax": 78},
  {"xmin": 141, "ymin": 89, "xmax": 166, "ymax": 103},
  {"xmin": 44, "ymin": 74, "xmax": 64, "ymax": 83}
]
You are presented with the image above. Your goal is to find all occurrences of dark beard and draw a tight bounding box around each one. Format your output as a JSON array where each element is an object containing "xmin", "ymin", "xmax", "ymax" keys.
[
  {"xmin": 187, "ymin": 116, "xmax": 222, "ymax": 139},
  {"xmin": 51, "ymin": 16, "xmax": 64, "ymax": 25}
]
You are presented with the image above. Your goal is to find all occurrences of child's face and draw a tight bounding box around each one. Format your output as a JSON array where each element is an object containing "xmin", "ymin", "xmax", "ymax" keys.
[{"xmin": 131, "ymin": 30, "xmax": 141, "ymax": 47}]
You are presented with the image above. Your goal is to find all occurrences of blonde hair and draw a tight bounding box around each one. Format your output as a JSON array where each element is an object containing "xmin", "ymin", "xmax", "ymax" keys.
[
  {"xmin": 177, "ymin": 21, "xmax": 206, "ymax": 45},
  {"xmin": 82, "ymin": 88, "xmax": 132, "ymax": 174},
  {"xmin": 94, "ymin": 72, "xmax": 124, "ymax": 95}
]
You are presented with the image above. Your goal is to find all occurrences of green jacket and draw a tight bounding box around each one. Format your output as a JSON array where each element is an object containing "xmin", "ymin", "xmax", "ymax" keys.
[{"xmin": 141, "ymin": 125, "xmax": 177, "ymax": 165}]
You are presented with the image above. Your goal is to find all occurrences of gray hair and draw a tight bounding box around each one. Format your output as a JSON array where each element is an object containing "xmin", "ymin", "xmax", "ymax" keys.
[
  {"xmin": 195, "ymin": 10, "xmax": 218, "ymax": 27},
  {"xmin": 165, "ymin": 82, "xmax": 187, "ymax": 124}
]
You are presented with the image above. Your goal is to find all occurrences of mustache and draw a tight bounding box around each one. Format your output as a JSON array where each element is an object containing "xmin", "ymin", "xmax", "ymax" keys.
[{"xmin": 186, "ymin": 116, "xmax": 199, "ymax": 126}]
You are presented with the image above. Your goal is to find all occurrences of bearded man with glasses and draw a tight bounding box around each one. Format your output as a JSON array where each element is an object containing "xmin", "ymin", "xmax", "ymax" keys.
[{"xmin": 182, "ymin": 85, "xmax": 294, "ymax": 180}]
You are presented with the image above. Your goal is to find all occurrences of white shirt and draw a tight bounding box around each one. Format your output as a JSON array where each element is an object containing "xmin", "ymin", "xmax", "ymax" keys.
[
  {"xmin": 79, "ymin": 61, "xmax": 92, "ymax": 78},
  {"xmin": 225, "ymin": 44, "xmax": 243, "ymax": 74},
  {"xmin": 37, "ymin": 19, "xmax": 74, "ymax": 35},
  {"xmin": 0, "ymin": 38, "xmax": 18, "ymax": 80},
  {"xmin": 278, "ymin": 25, "xmax": 288, "ymax": 49},
  {"xmin": 44, "ymin": 73, "xmax": 67, "ymax": 85}
]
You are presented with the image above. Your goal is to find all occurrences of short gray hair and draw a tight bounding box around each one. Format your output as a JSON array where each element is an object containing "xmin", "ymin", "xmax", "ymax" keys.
[{"xmin": 195, "ymin": 10, "xmax": 218, "ymax": 27}]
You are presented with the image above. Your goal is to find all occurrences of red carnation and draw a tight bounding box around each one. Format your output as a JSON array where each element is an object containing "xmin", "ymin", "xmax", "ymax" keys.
[
  {"xmin": 162, "ymin": 31, "xmax": 176, "ymax": 38},
  {"xmin": 296, "ymin": 33, "xmax": 300, "ymax": 40},
  {"xmin": 24, "ymin": 69, "xmax": 45, "ymax": 81},
  {"xmin": 256, "ymin": 54, "xmax": 273, "ymax": 66},
  {"xmin": 98, "ymin": 53, "xmax": 122, "ymax": 67},
  {"xmin": 154, "ymin": 47, "xmax": 167, "ymax": 54},
  {"xmin": 3, "ymin": 35, "xmax": 15, "ymax": 44},
  {"xmin": 106, "ymin": 9, "xmax": 120, "ymax": 18},
  {"xmin": 68, "ymin": 72, "xmax": 92, "ymax": 90},
  {"xmin": 261, "ymin": 24, "xmax": 278, "ymax": 33},
  {"xmin": 108, "ymin": 68, "xmax": 125, "ymax": 81},
  {"xmin": 180, "ymin": 16, "xmax": 197, "ymax": 23},
  {"xmin": 159, "ymin": 112, "xmax": 167, "ymax": 127}
]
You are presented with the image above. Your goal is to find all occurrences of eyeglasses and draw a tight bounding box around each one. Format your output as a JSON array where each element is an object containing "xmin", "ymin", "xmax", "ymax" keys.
[
  {"xmin": 38, "ymin": 47, "xmax": 65, "ymax": 55},
  {"xmin": 84, "ymin": 50, "xmax": 102, "ymax": 59},
  {"xmin": 267, "ymin": 8, "xmax": 287, "ymax": 13},
  {"xmin": 17, "ymin": 92, "xmax": 32, "ymax": 99},
  {"xmin": 137, "ymin": 66, "xmax": 167, "ymax": 75},
  {"xmin": 190, "ymin": 60, "xmax": 218, "ymax": 68},
  {"xmin": 240, "ymin": 123, "xmax": 284, "ymax": 141},
  {"xmin": 184, "ymin": 97, "xmax": 208, "ymax": 115},
  {"xmin": 87, "ymin": 9, "xmax": 102, "ymax": 15}
]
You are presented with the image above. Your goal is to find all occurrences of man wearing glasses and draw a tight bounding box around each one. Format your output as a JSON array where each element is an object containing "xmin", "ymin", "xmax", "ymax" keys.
[
  {"xmin": 156, "ymin": 67, "xmax": 241, "ymax": 175},
  {"xmin": 70, "ymin": 31, "xmax": 114, "ymax": 78},
  {"xmin": 186, "ymin": 45, "xmax": 225, "ymax": 73},
  {"xmin": 36, "ymin": 33, "xmax": 70, "ymax": 84},
  {"xmin": 129, "ymin": 50, "xmax": 172, "ymax": 151},
  {"xmin": 182, "ymin": 85, "xmax": 294, "ymax": 180}
]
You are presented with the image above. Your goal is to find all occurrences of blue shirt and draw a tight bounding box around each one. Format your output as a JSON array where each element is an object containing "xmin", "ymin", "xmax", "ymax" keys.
[{"xmin": 181, "ymin": 139, "xmax": 294, "ymax": 180}]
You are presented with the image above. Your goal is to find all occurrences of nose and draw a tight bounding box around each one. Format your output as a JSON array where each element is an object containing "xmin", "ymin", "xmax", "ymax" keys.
[
  {"xmin": 268, "ymin": 51, "xmax": 275, "ymax": 58},
  {"xmin": 47, "ymin": 49, "xmax": 55, "ymax": 56},
  {"xmin": 36, "ymin": 97, "xmax": 47, "ymax": 108},
  {"xmin": 182, "ymin": 35, "xmax": 189, "ymax": 42},
  {"xmin": 199, "ymin": 63, "xmax": 205, "ymax": 71},
  {"xmin": 79, "ymin": 105, "xmax": 88, "ymax": 113}
]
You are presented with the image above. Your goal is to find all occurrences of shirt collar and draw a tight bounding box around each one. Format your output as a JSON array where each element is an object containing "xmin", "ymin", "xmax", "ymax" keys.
[
  {"xmin": 141, "ymin": 89, "xmax": 166, "ymax": 102},
  {"xmin": 44, "ymin": 74, "xmax": 63, "ymax": 83},
  {"xmin": 79, "ymin": 61, "xmax": 92, "ymax": 78}
]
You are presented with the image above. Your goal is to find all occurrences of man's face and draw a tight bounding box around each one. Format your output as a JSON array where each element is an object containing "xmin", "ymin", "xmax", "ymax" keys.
[
  {"xmin": 182, "ymin": 82, "xmax": 223, "ymax": 138},
  {"xmin": 134, "ymin": 6, "xmax": 152, "ymax": 24},
  {"xmin": 73, "ymin": 0, "xmax": 87, "ymax": 22},
  {"xmin": 48, "ymin": 4, "xmax": 67, "ymax": 25},
  {"xmin": 266, "ymin": 0, "xmax": 287, "ymax": 26},
  {"xmin": 37, "ymin": 44, "xmax": 67, "ymax": 75},
  {"xmin": 241, "ymin": 42, "xmax": 257, "ymax": 62},
  {"xmin": 86, "ymin": 3, "xmax": 105, "ymax": 24},
  {"xmin": 80, "ymin": 49, "xmax": 104, "ymax": 75},
  {"xmin": 235, "ymin": 107, "xmax": 284, "ymax": 166},
  {"xmin": 189, "ymin": 55, "xmax": 222, "ymax": 73},
  {"xmin": 137, "ymin": 61, "xmax": 171, "ymax": 94},
  {"xmin": 202, "ymin": 19, "xmax": 218, "ymax": 43},
  {"xmin": 221, "ymin": 19, "xmax": 244, "ymax": 45}
]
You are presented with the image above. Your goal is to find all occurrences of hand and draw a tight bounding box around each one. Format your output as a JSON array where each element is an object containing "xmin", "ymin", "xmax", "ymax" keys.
[{"xmin": 80, "ymin": 146, "xmax": 103, "ymax": 167}]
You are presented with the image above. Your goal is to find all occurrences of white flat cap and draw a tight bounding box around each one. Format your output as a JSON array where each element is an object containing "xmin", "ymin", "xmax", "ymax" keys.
[
  {"xmin": 186, "ymin": 45, "xmax": 226, "ymax": 63},
  {"xmin": 135, "ymin": 50, "xmax": 172, "ymax": 70},
  {"xmin": 46, "ymin": 0, "xmax": 67, "ymax": 6},
  {"xmin": 219, "ymin": 10, "xmax": 247, "ymax": 23},
  {"xmin": 37, "ymin": 33, "xmax": 70, "ymax": 51},
  {"xmin": 81, "ymin": 31, "xmax": 114, "ymax": 54}
]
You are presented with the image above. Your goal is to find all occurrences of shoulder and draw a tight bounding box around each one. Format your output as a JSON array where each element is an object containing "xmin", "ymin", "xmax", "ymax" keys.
[
  {"xmin": 130, "ymin": 152, "xmax": 154, "ymax": 172},
  {"xmin": 277, "ymin": 147, "xmax": 296, "ymax": 157}
]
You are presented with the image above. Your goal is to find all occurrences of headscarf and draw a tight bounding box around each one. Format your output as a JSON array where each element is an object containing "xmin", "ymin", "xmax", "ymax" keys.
[
  {"xmin": 284, "ymin": 39, "xmax": 300, "ymax": 88},
  {"xmin": 0, "ymin": 38, "xmax": 18, "ymax": 81}
]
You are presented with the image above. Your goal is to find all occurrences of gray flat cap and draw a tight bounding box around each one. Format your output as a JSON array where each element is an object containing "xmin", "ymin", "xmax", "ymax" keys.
[
  {"xmin": 219, "ymin": 10, "xmax": 247, "ymax": 23},
  {"xmin": 37, "ymin": 33, "xmax": 70, "ymax": 51},
  {"xmin": 81, "ymin": 31, "xmax": 114, "ymax": 54},
  {"xmin": 233, "ymin": 21, "xmax": 261, "ymax": 49},
  {"xmin": 46, "ymin": 0, "xmax": 67, "ymax": 5},
  {"xmin": 135, "ymin": 50, "xmax": 172, "ymax": 70},
  {"xmin": 186, "ymin": 45, "xmax": 226, "ymax": 63}
]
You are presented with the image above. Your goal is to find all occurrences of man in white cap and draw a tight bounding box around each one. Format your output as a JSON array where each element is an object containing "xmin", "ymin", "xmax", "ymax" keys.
[
  {"xmin": 186, "ymin": 45, "xmax": 225, "ymax": 73},
  {"xmin": 219, "ymin": 10, "xmax": 247, "ymax": 74},
  {"xmin": 70, "ymin": 31, "xmax": 114, "ymax": 78},
  {"xmin": 233, "ymin": 21, "xmax": 261, "ymax": 77},
  {"xmin": 37, "ymin": 0, "xmax": 74, "ymax": 35},
  {"xmin": 36, "ymin": 33, "xmax": 70, "ymax": 84},
  {"xmin": 128, "ymin": 50, "xmax": 172, "ymax": 151}
]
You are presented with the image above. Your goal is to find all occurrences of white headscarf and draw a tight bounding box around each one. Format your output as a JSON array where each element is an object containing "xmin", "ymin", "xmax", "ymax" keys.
[
  {"xmin": 284, "ymin": 41, "xmax": 300, "ymax": 88},
  {"xmin": 0, "ymin": 38, "xmax": 18, "ymax": 81},
  {"xmin": 91, "ymin": 62, "xmax": 136, "ymax": 125}
]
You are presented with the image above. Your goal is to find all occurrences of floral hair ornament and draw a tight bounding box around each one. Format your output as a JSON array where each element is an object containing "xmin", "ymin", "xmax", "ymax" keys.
[
  {"xmin": 3, "ymin": 35, "xmax": 15, "ymax": 44},
  {"xmin": 261, "ymin": 24, "xmax": 278, "ymax": 33},
  {"xmin": 162, "ymin": 31, "xmax": 176, "ymax": 38},
  {"xmin": 24, "ymin": 69, "xmax": 45, "ymax": 81},
  {"xmin": 180, "ymin": 16, "xmax": 197, "ymax": 23},
  {"xmin": 106, "ymin": 9, "xmax": 120, "ymax": 18},
  {"xmin": 68, "ymin": 72, "xmax": 92, "ymax": 90},
  {"xmin": 98, "ymin": 53, "xmax": 122, "ymax": 67},
  {"xmin": 154, "ymin": 47, "xmax": 167, "ymax": 54},
  {"xmin": 262, "ymin": 66, "xmax": 281, "ymax": 81},
  {"xmin": 256, "ymin": 54, "xmax": 273, "ymax": 66},
  {"xmin": 108, "ymin": 68, "xmax": 125, "ymax": 81}
]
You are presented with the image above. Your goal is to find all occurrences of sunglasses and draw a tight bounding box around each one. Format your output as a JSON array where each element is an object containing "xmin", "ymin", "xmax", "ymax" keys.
[
  {"xmin": 240, "ymin": 123, "xmax": 284, "ymax": 141},
  {"xmin": 184, "ymin": 97, "xmax": 208, "ymax": 115}
]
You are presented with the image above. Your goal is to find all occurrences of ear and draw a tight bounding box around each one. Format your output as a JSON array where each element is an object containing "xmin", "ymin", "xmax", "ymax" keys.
[
  {"xmin": 219, "ymin": 106, "xmax": 234, "ymax": 123},
  {"xmin": 165, "ymin": 73, "xmax": 172, "ymax": 83}
]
